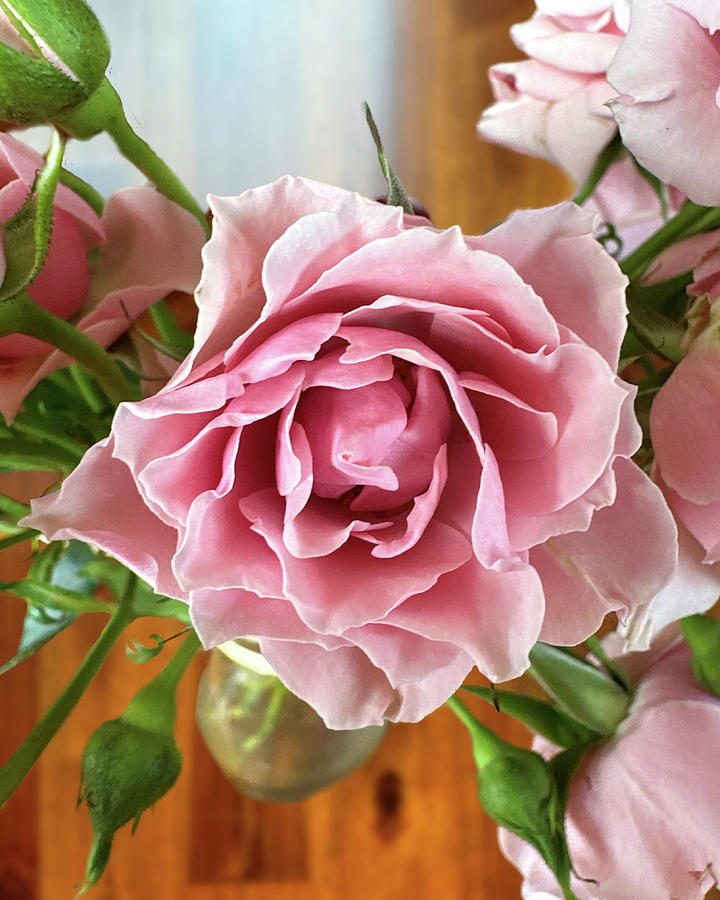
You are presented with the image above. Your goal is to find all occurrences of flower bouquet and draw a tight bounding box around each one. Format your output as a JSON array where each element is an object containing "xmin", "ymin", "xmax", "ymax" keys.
[{"xmin": 2, "ymin": 1, "xmax": 720, "ymax": 897}]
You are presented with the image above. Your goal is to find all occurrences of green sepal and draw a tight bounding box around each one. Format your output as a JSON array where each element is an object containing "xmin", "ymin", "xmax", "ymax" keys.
[
  {"xmin": 125, "ymin": 634, "xmax": 165, "ymax": 665},
  {"xmin": 529, "ymin": 643, "xmax": 630, "ymax": 735},
  {"xmin": 363, "ymin": 101, "xmax": 414, "ymax": 215},
  {"xmin": 148, "ymin": 299, "xmax": 194, "ymax": 359},
  {"xmin": 630, "ymin": 154, "xmax": 672, "ymax": 220},
  {"xmin": 0, "ymin": 577, "xmax": 110, "ymax": 615},
  {"xmin": 0, "ymin": 0, "xmax": 109, "ymax": 95},
  {"xmin": 682, "ymin": 614, "xmax": 720, "ymax": 698},
  {"xmin": 0, "ymin": 42, "xmax": 83, "ymax": 124},
  {"xmin": 462, "ymin": 685, "xmax": 599, "ymax": 749},
  {"xmin": 0, "ymin": 128, "xmax": 66, "ymax": 301},
  {"xmin": 572, "ymin": 132, "xmax": 624, "ymax": 206}
]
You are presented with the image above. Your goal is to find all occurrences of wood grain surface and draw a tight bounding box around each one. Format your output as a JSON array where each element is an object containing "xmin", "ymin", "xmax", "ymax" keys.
[{"xmin": 0, "ymin": 1, "xmax": 573, "ymax": 898}]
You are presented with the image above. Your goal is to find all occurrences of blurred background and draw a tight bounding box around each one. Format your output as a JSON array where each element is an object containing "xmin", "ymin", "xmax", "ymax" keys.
[{"xmin": 1, "ymin": 1, "xmax": 574, "ymax": 897}]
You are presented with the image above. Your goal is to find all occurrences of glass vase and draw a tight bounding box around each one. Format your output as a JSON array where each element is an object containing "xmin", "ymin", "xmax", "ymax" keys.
[{"xmin": 195, "ymin": 639, "xmax": 388, "ymax": 802}]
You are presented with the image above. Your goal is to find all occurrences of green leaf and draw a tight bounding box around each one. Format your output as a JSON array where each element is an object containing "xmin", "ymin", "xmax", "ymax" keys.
[
  {"xmin": 0, "ymin": 541, "xmax": 103, "ymax": 674},
  {"xmin": 126, "ymin": 634, "xmax": 164, "ymax": 664},
  {"xmin": 461, "ymin": 685, "xmax": 599, "ymax": 748},
  {"xmin": 0, "ymin": 0, "xmax": 110, "ymax": 94},
  {"xmin": 363, "ymin": 101, "xmax": 414, "ymax": 215},
  {"xmin": 0, "ymin": 604, "xmax": 75, "ymax": 676},
  {"xmin": 0, "ymin": 128, "xmax": 66, "ymax": 301}
]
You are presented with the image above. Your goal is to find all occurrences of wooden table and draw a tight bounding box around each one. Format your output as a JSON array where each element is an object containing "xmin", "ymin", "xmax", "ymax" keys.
[{"xmin": 1, "ymin": 1, "xmax": 572, "ymax": 897}]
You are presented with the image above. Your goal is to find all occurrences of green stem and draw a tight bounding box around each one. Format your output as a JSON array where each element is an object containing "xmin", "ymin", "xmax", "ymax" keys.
[
  {"xmin": 11, "ymin": 420, "xmax": 86, "ymax": 460},
  {"xmin": 59, "ymin": 79, "xmax": 209, "ymax": 238},
  {"xmin": 584, "ymin": 636, "xmax": 629, "ymax": 691},
  {"xmin": 0, "ymin": 601, "xmax": 133, "ymax": 806},
  {"xmin": 155, "ymin": 629, "xmax": 201, "ymax": 695},
  {"xmin": 620, "ymin": 200, "xmax": 720, "ymax": 281},
  {"xmin": 446, "ymin": 694, "xmax": 502, "ymax": 767},
  {"xmin": 59, "ymin": 167, "xmax": 104, "ymax": 217},
  {"xmin": 0, "ymin": 530, "xmax": 35, "ymax": 552},
  {"xmin": 0, "ymin": 293, "xmax": 136, "ymax": 406},
  {"xmin": 0, "ymin": 495, "xmax": 30, "ymax": 523},
  {"xmin": 122, "ymin": 629, "xmax": 200, "ymax": 735},
  {"xmin": 68, "ymin": 365, "xmax": 110, "ymax": 415}
]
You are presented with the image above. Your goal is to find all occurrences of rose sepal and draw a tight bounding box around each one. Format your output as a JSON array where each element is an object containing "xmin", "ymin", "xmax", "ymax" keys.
[
  {"xmin": 0, "ymin": 0, "xmax": 109, "ymax": 125},
  {"xmin": 528, "ymin": 643, "xmax": 630, "ymax": 735}
]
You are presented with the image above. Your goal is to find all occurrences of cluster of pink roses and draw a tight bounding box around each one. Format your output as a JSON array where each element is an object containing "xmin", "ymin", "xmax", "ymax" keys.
[
  {"xmin": 479, "ymin": 0, "xmax": 720, "ymax": 231},
  {"xmin": 6, "ymin": 1, "xmax": 720, "ymax": 895}
]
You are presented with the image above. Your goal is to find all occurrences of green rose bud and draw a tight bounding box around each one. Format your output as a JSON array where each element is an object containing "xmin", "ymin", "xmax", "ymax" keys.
[
  {"xmin": 78, "ymin": 631, "xmax": 199, "ymax": 893},
  {"xmin": 0, "ymin": 0, "xmax": 110, "ymax": 125},
  {"xmin": 448, "ymin": 695, "xmax": 579, "ymax": 900},
  {"xmin": 80, "ymin": 718, "xmax": 181, "ymax": 889}
]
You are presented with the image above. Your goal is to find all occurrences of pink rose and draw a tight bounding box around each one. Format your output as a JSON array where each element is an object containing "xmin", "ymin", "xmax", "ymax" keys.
[
  {"xmin": 477, "ymin": 1, "xmax": 680, "ymax": 237},
  {"xmin": 23, "ymin": 177, "xmax": 677, "ymax": 729},
  {"xmin": 478, "ymin": 2, "xmax": 628, "ymax": 182},
  {"xmin": 0, "ymin": 132, "xmax": 105, "ymax": 362},
  {"xmin": 642, "ymin": 230, "xmax": 720, "ymax": 566},
  {"xmin": 608, "ymin": 0, "xmax": 720, "ymax": 206},
  {"xmin": 0, "ymin": 133, "xmax": 207, "ymax": 421},
  {"xmin": 500, "ymin": 637, "xmax": 720, "ymax": 899}
]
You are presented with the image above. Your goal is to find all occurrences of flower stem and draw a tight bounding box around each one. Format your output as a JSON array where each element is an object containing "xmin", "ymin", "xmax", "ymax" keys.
[
  {"xmin": 156, "ymin": 629, "xmax": 201, "ymax": 695},
  {"xmin": 58, "ymin": 79, "xmax": 209, "ymax": 238},
  {"xmin": 620, "ymin": 200, "xmax": 720, "ymax": 281},
  {"xmin": 59, "ymin": 167, "xmax": 105, "ymax": 217},
  {"xmin": 0, "ymin": 293, "xmax": 137, "ymax": 406},
  {"xmin": 0, "ymin": 601, "xmax": 134, "ymax": 806}
]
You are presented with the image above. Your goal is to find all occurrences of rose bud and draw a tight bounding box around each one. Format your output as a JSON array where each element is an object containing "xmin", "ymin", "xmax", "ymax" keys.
[
  {"xmin": 0, "ymin": 0, "xmax": 110, "ymax": 126},
  {"xmin": 77, "ymin": 631, "xmax": 199, "ymax": 891},
  {"xmin": 80, "ymin": 718, "xmax": 181, "ymax": 890}
]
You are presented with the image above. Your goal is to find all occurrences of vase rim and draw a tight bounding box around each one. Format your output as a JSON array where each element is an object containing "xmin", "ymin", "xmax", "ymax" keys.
[{"xmin": 218, "ymin": 638, "xmax": 278, "ymax": 676}]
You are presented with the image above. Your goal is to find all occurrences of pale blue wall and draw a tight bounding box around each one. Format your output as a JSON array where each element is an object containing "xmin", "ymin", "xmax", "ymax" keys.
[{"xmin": 46, "ymin": 1, "xmax": 398, "ymax": 203}]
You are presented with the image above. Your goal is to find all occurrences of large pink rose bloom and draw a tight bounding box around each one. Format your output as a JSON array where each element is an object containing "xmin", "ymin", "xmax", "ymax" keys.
[
  {"xmin": 501, "ymin": 637, "xmax": 720, "ymax": 899},
  {"xmin": 608, "ymin": 0, "xmax": 720, "ymax": 206},
  {"xmin": 23, "ymin": 177, "xmax": 677, "ymax": 729},
  {"xmin": 0, "ymin": 134, "xmax": 207, "ymax": 422}
]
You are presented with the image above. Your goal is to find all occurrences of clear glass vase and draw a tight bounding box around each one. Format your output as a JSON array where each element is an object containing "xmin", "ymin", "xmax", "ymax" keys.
[{"xmin": 195, "ymin": 640, "xmax": 388, "ymax": 802}]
